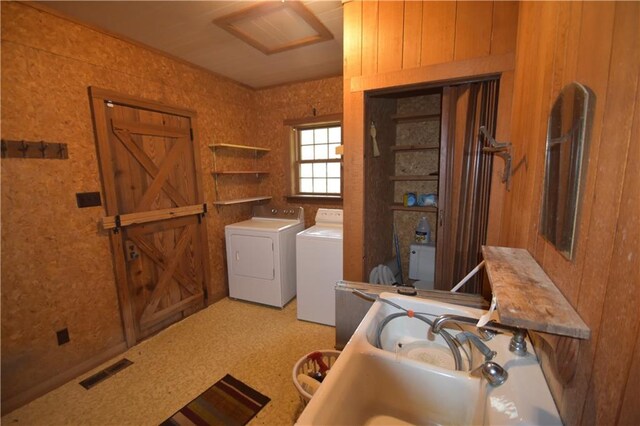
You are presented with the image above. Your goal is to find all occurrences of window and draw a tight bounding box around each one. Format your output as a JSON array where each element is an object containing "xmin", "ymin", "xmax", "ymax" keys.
[{"xmin": 293, "ymin": 122, "xmax": 342, "ymax": 196}]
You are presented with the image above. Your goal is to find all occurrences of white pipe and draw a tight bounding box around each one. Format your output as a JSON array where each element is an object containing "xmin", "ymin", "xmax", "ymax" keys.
[{"xmin": 450, "ymin": 260, "xmax": 486, "ymax": 293}]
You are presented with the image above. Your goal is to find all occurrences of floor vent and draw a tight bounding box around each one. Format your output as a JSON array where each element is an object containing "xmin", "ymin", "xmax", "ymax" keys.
[{"xmin": 79, "ymin": 358, "xmax": 133, "ymax": 390}]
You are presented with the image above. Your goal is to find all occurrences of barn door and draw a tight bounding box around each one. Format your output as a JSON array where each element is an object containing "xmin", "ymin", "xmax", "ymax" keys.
[{"xmin": 89, "ymin": 88, "xmax": 211, "ymax": 346}]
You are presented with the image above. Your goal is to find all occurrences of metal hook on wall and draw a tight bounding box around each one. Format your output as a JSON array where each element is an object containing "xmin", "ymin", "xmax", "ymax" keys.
[{"xmin": 480, "ymin": 126, "xmax": 512, "ymax": 191}]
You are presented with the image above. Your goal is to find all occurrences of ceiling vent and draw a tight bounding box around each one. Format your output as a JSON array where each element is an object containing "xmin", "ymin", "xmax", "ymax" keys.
[{"xmin": 213, "ymin": 1, "xmax": 333, "ymax": 55}]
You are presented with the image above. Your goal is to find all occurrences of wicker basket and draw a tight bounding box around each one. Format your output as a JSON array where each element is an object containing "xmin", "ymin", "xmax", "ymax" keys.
[{"xmin": 292, "ymin": 349, "xmax": 341, "ymax": 405}]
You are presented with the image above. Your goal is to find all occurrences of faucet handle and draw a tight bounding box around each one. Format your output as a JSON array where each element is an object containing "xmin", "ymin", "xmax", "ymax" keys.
[{"xmin": 471, "ymin": 361, "xmax": 509, "ymax": 386}]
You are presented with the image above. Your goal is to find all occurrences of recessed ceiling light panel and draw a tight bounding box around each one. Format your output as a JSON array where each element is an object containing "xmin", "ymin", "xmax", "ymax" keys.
[{"xmin": 213, "ymin": 1, "xmax": 334, "ymax": 55}]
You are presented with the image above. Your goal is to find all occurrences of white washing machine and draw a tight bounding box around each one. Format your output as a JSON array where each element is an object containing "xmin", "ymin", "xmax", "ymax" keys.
[
  {"xmin": 296, "ymin": 208, "xmax": 343, "ymax": 326},
  {"xmin": 225, "ymin": 205, "xmax": 304, "ymax": 308}
]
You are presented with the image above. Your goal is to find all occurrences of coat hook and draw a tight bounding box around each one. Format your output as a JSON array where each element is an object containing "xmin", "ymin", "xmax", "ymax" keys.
[
  {"xmin": 57, "ymin": 143, "xmax": 66, "ymax": 159},
  {"xmin": 39, "ymin": 141, "xmax": 48, "ymax": 158},
  {"xmin": 18, "ymin": 140, "xmax": 29, "ymax": 157}
]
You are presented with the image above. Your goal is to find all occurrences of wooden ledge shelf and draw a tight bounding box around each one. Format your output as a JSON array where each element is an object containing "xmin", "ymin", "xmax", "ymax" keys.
[
  {"xmin": 208, "ymin": 143, "xmax": 270, "ymax": 153},
  {"xmin": 390, "ymin": 144, "xmax": 439, "ymax": 152},
  {"xmin": 391, "ymin": 113, "xmax": 440, "ymax": 123},
  {"xmin": 482, "ymin": 246, "xmax": 590, "ymax": 340},
  {"xmin": 389, "ymin": 203, "xmax": 437, "ymax": 213},
  {"xmin": 389, "ymin": 175, "xmax": 439, "ymax": 181},
  {"xmin": 212, "ymin": 196, "xmax": 272, "ymax": 206}
]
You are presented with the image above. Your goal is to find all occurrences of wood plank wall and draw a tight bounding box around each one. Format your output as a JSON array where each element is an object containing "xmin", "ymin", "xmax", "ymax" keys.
[
  {"xmin": 343, "ymin": 0, "xmax": 519, "ymax": 280},
  {"xmin": 501, "ymin": 2, "xmax": 640, "ymax": 424},
  {"xmin": 0, "ymin": 2, "xmax": 341, "ymax": 413}
]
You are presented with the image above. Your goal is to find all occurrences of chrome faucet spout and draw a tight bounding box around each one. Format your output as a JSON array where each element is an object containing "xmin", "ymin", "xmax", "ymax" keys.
[{"xmin": 431, "ymin": 314, "xmax": 528, "ymax": 356}]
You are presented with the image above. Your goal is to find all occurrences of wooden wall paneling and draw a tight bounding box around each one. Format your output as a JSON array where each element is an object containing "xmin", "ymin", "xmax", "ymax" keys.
[
  {"xmin": 557, "ymin": 3, "xmax": 616, "ymax": 422},
  {"xmin": 599, "ymin": 82, "xmax": 640, "ymax": 425},
  {"xmin": 343, "ymin": 89, "xmax": 366, "ymax": 281},
  {"xmin": 453, "ymin": 1, "xmax": 494, "ymax": 61},
  {"xmin": 582, "ymin": 5, "xmax": 640, "ymax": 421},
  {"xmin": 343, "ymin": 0, "xmax": 362, "ymax": 79},
  {"xmin": 534, "ymin": 1, "xmax": 584, "ymax": 305},
  {"xmin": 489, "ymin": 1, "xmax": 519, "ymax": 56},
  {"xmin": 361, "ymin": 0, "xmax": 379, "ymax": 77},
  {"xmin": 420, "ymin": 1, "xmax": 456, "ymax": 66},
  {"xmin": 343, "ymin": 0, "xmax": 365, "ymax": 281},
  {"xmin": 619, "ymin": 325, "xmax": 640, "ymax": 424},
  {"xmin": 402, "ymin": 1, "xmax": 423, "ymax": 70},
  {"xmin": 376, "ymin": 1, "xmax": 405, "ymax": 74},
  {"xmin": 485, "ymin": 70, "xmax": 513, "ymax": 246},
  {"xmin": 518, "ymin": 3, "xmax": 557, "ymax": 250},
  {"xmin": 499, "ymin": 2, "xmax": 551, "ymax": 248}
]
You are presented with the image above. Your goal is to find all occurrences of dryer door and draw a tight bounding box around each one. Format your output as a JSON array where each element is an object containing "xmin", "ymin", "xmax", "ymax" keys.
[{"xmin": 230, "ymin": 234, "xmax": 275, "ymax": 280}]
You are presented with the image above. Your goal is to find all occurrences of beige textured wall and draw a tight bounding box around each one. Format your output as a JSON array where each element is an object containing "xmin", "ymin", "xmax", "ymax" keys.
[{"xmin": 0, "ymin": 1, "xmax": 341, "ymax": 411}]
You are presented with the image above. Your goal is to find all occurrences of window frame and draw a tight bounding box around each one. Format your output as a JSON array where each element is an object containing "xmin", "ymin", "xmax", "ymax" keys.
[{"xmin": 285, "ymin": 114, "xmax": 343, "ymax": 198}]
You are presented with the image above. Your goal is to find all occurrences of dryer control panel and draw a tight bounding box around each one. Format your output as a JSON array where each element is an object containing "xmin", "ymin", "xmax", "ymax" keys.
[{"xmin": 253, "ymin": 204, "xmax": 304, "ymax": 221}]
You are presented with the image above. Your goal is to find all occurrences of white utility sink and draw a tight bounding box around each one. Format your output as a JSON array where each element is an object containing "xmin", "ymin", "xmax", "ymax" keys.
[{"xmin": 296, "ymin": 293, "xmax": 562, "ymax": 425}]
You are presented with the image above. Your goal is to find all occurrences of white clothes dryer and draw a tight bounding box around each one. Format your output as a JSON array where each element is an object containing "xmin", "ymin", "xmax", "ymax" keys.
[
  {"xmin": 225, "ymin": 206, "xmax": 304, "ymax": 308},
  {"xmin": 296, "ymin": 208, "xmax": 343, "ymax": 326}
]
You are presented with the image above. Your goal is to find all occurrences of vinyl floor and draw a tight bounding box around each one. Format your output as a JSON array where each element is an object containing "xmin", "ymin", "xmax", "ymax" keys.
[{"xmin": 2, "ymin": 298, "xmax": 335, "ymax": 425}]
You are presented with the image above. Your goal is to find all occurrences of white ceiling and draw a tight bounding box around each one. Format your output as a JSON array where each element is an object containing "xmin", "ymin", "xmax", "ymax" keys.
[{"xmin": 39, "ymin": 1, "xmax": 344, "ymax": 89}]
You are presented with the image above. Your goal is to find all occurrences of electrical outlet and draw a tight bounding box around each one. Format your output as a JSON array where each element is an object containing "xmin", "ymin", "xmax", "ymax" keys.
[{"xmin": 56, "ymin": 328, "xmax": 70, "ymax": 345}]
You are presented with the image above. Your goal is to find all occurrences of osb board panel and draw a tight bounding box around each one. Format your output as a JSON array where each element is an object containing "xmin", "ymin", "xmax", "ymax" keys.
[
  {"xmin": 501, "ymin": 2, "xmax": 640, "ymax": 425},
  {"xmin": 251, "ymin": 76, "xmax": 343, "ymax": 228},
  {"xmin": 363, "ymin": 97, "xmax": 396, "ymax": 279},
  {"xmin": 0, "ymin": 1, "xmax": 254, "ymax": 408}
]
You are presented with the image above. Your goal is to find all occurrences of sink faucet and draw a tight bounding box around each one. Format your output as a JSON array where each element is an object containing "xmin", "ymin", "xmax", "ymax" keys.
[{"xmin": 431, "ymin": 314, "xmax": 528, "ymax": 356}]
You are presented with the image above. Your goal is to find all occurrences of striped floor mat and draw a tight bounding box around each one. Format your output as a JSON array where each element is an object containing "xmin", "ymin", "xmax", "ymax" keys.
[{"xmin": 161, "ymin": 374, "xmax": 270, "ymax": 426}]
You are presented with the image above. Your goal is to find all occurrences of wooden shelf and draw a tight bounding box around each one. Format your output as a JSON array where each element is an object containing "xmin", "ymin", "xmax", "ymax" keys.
[
  {"xmin": 389, "ymin": 203, "xmax": 437, "ymax": 213},
  {"xmin": 391, "ymin": 113, "xmax": 440, "ymax": 123},
  {"xmin": 389, "ymin": 175, "xmax": 439, "ymax": 181},
  {"xmin": 482, "ymin": 246, "xmax": 590, "ymax": 339},
  {"xmin": 212, "ymin": 196, "xmax": 272, "ymax": 206},
  {"xmin": 208, "ymin": 143, "xmax": 270, "ymax": 153},
  {"xmin": 212, "ymin": 170, "xmax": 269, "ymax": 175},
  {"xmin": 390, "ymin": 144, "xmax": 439, "ymax": 152}
]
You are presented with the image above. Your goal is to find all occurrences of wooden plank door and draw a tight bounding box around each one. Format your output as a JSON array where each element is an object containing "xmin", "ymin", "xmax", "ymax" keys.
[{"xmin": 89, "ymin": 88, "xmax": 211, "ymax": 346}]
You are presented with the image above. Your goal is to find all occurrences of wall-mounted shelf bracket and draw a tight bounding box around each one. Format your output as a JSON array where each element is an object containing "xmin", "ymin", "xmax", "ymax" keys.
[{"xmin": 479, "ymin": 126, "xmax": 512, "ymax": 191}]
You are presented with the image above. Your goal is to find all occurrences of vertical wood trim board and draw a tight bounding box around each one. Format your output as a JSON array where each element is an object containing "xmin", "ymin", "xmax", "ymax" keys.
[
  {"xmin": 490, "ymin": 1, "xmax": 519, "ymax": 56},
  {"xmin": 453, "ymin": 1, "xmax": 494, "ymax": 61},
  {"xmin": 420, "ymin": 1, "xmax": 457, "ymax": 66},
  {"xmin": 361, "ymin": 0, "xmax": 379, "ymax": 76},
  {"xmin": 402, "ymin": 1, "xmax": 423, "ymax": 70},
  {"xmin": 377, "ymin": 1, "xmax": 405, "ymax": 74},
  {"xmin": 343, "ymin": 0, "xmax": 362, "ymax": 79}
]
